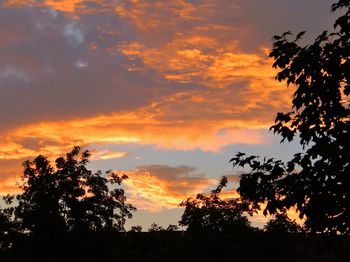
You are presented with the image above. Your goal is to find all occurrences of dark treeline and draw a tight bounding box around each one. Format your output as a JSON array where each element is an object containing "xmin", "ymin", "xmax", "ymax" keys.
[
  {"xmin": 1, "ymin": 0, "xmax": 350, "ymax": 261},
  {"xmin": 1, "ymin": 230, "xmax": 350, "ymax": 261}
]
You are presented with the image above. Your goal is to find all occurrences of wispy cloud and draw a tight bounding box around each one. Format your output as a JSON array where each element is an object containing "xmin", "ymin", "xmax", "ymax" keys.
[{"xmin": 89, "ymin": 149, "xmax": 129, "ymax": 160}]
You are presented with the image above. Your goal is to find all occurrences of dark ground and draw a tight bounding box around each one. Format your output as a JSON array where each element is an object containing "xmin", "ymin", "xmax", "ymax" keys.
[{"xmin": 1, "ymin": 231, "xmax": 349, "ymax": 262}]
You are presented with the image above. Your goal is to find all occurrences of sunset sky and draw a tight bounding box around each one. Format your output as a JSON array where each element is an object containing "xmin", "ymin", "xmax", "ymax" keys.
[{"xmin": 0, "ymin": 0, "xmax": 336, "ymax": 229}]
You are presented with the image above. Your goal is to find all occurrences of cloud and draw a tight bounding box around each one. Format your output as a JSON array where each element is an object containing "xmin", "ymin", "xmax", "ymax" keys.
[
  {"xmin": 118, "ymin": 41, "xmax": 276, "ymax": 87},
  {"xmin": 0, "ymin": 2, "xmax": 290, "ymax": 193},
  {"xmin": 1, "ymin": 0, "xmax": 329, "ymax": 203},
  {"xmin": 2, "ymin": 0, "xmax": 84, "ymax": 13},
  {"xmin": 0, "ymin": 142, "xmax": 36, "ymax": 160},
  {"xmin": 120, "ymin": 164, "xmax": 217, "ymax": 212},
  {"xmin": 63, "ymin": 22, "xmax": 85, "ymax": 46},
  {"xmin": 0, "ymin": 175, "xmax": 21, "ymax": 195},
  {"xmin": 0, "ymin": 0, "xmax": 333, "ymax": 230},
  {"xmin": 89, "ymin": 149, "xmax": 129, "ymax": 160},
  {"xmin": 0, "ymin": 159, "xmax": 25, "ymax": 195},
  {"xmin": 0, "ymin": 100, "xmax": 268, "ymax": 164},
  {"xmin": 0, "ymin": 1, "xmax": 291, "ymax": 139}
]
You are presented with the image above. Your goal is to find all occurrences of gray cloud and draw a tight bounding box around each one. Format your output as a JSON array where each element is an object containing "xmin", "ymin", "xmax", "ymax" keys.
[
  {"xmin": 136, "ymin": 164, "xmax": 201, "ymax": 181},
  {"xmin": 0, "ymin": 6, "xmax": 178, "ymax": 131}
]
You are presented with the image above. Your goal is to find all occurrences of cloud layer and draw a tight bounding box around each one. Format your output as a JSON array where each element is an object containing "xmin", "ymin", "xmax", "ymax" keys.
[
  {"xmin": 0, "ymin": 1, "xmax": 292, "ymax": 162},
  {"xmin": 0, "ymin": 0, "xmax": 334, "ymax": 223}
]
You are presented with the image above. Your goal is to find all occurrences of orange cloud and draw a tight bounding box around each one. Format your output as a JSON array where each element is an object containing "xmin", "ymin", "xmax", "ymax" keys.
[
  {"xmin": 115, "ymin": 0, "xmax": 243, "ymax": 36},
  {"xmin": 119, "ymin": 165, "xmax": 217, "ymax": 212},
  {"xmin": 0, "ymin": 175, "xmax": 21, "ymax": 195},
  {"xmin": 0, "ymin": 159, "xmax": 24, "ymax": 195},
  {"xmin": 2, "ymin": 0, "xmax": 84, "ymax": 13},
  {"xmin": 118, "ymin": 40, "xmax": 277, "ymax": 87},
  {"xmin": 0, "ymin": 142, "xmax": 37, "ymax": 160},
  {"xmin": 0, "ymin": 98, "xmax": 266, "ymax": 162},
  {"xmin": 41, "ymin": 0, "xmax": 84, "ymax": 12},
  {"xmin": 115, "ymin": 0, "xmax": 199, "ymax": 31}
]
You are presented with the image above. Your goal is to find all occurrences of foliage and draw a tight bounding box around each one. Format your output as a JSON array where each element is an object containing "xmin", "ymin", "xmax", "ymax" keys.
[
  {"xmin": 54, "ymin": 147, "xmax": 136, "ymax": 232},
  {"xmin": 264, "ymin": 213, "xmax": 304, "ymax": 234},
  {"xmin": 147, "ymin": 223, "xmax": 179, "ymax": 232},
  {"xmin": 179, "ymin": 177, "xmax": 252, "ymax": 232},
  {"xmin": 130, "ymin": 225, "xmax": 143, "ymax": 232},
  {"xmin": 165, "ymin": 224, "xmax": 179, "ymax": 231},
  {"xmin": 0, "ymin": 208, "xmax": 18, "ymax": 250},
  {"xmin": 148, "ymin": 223, "xmax": 165, "ymax": 232},
  {"xmin": 1, "ymin": 146, "xmax": 135, "ymax": 238},
  {"xmin": 231, "ymin": 1, "xmax": 350, "ymax": 234}
]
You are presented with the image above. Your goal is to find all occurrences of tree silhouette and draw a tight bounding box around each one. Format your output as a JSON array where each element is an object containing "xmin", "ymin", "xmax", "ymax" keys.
[
  {"xmin": 54, "ymin": 147, "xmax": 135, "ymax": 232},
  {"xmin": 12, "ymin": 155, "xmax": 66, "ymax": 236},
  {"xmin": 230, "ymin": 1, "xmax": 350, "ymax": 234},
  {"xmin": 148, "ymin": 222, "xmax": 165, "ymax": 232},
  {"xmin": 1, "ymin": 146, "xmax": 135, "ymax": 237},
  {"xmin": 179, "ymin": 177, "xmax": 252, "ymax": 232},
  {"xmin": 129, "ymin": 225, "xmax": 142, "ymax": 232},
  {"xmin": 0, "ymin": 207, "xmax": 18, "ymax": 250},
  {"xmin": 264, "ymin": 213, "xmax": 304, "ymax": 234},
  {"xmin": 165, "ymin": 224, "xmax": 179, "ymax": 231},
  {"xmin": 147, "ymin": 223, "xmax": 179, "ymax": 232}
]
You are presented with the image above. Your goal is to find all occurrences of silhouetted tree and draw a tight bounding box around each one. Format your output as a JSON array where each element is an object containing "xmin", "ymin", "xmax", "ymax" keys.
[
  {"xmin": 179, "ymin": 177, "xmax": 252, "ymax": 232},
  {"xmin": 3, "ymin": 147, "xmax": 135, "ymax": 237},
  {"xmin": 147, "ymin": 223, "xmax": 179, "ymax": 232},
  {"xmin": 129, "ymin": 225, "xmax": 142, "ymax": 232},
  {"xmin": 165, "ymin": 224, "xmax": 179, "ymax": 231},
  {"xmin": 231, "ymin": 1, "xmax": 350, "ymax": 234},
  {"xmin": 264, "ymin": 213, "xmax": 304, "ymax": 234},
  {"xmin": 12, "ymin": 155, "xmax": 66, "ymax": 236},
  {"xmin": 54, "ymin": 147, "xmax": 135, "ymax": 232},
  {"xmin": 148, "ymin": 223, "xmax": 165, "ymax": 232},
  {"xmin": 0, "ymin": 206, "xmax": 18, "ymax": 250}
]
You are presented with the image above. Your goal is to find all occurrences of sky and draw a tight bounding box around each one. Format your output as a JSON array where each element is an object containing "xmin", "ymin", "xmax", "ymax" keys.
[{"xmin": 0, "ymin": 0, "xmax": 337, "ymax": 229}]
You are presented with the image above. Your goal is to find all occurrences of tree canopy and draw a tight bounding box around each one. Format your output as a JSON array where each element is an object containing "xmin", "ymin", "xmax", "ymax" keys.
[
  {"xmin": 2, "ymin": 146, "xmax": 135, "ymax": 237},
  {"xmin": 179, "ymin": 177, "xmax": 252, "ymax": 232},
  {"xmin": 230, "ymin": 0, "xmax": 350, "ymax": 234},
  {"xmin": 264, "ymin": 213, "xmax": 304, "ymax": 234}
]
